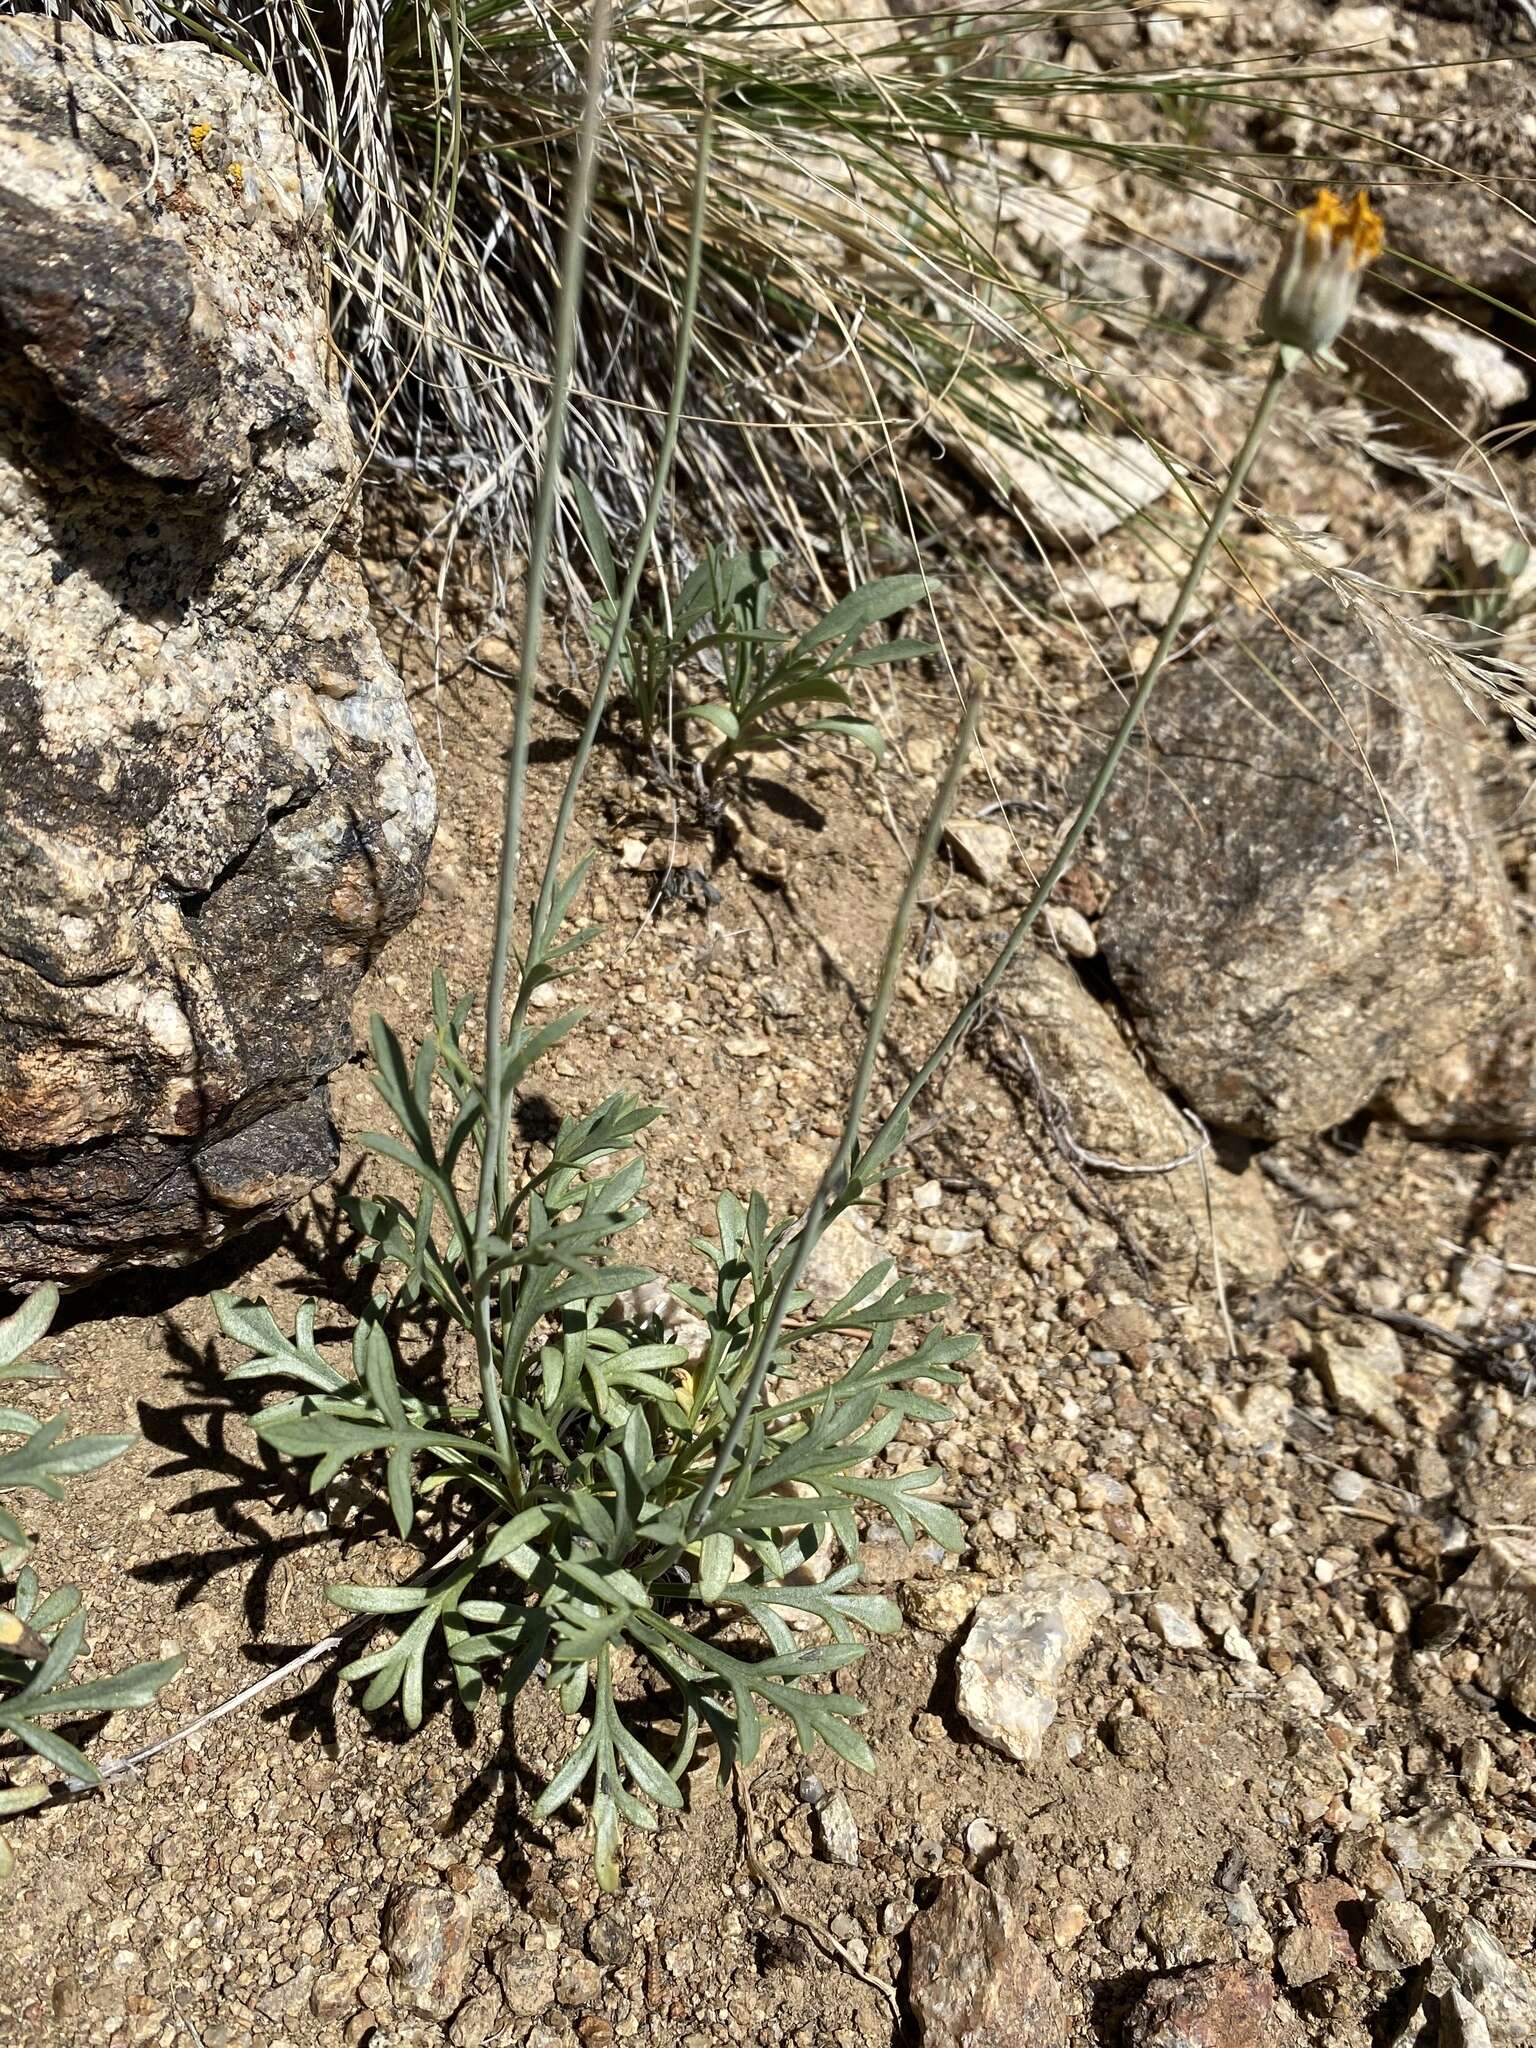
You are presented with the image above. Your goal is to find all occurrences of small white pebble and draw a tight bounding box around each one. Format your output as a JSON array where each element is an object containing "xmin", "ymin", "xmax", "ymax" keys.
[
  {"xmin": 963, "ymin": 1818, "xmax": 998, "ymax": 1857},
  {"xmin": 1150, "ymin": 1600, "xmax": 1204, "ymax": 1651}
]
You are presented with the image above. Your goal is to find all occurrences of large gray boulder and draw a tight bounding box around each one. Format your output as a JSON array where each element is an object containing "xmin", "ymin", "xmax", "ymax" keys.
[
  {"xmin": 0, "ymin": 24, "xmax": 435, "ymax": 1280},
  {"xmin": 1091, "ymin": 584, "xmax": 1529, "ymax": 1141}
]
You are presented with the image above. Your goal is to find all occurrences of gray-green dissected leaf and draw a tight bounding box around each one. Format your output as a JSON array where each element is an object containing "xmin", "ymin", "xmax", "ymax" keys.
[
  {"xmin": 214, "ymin": 1294, "xmax": 349, "ymax": 1393},
  {"xmin": 0, "ymin": 1417, "xmax": 133, "ymax": 1501},
  {"xmin": 0, "ymin": 1286, "xmax": 59, "ymax": 1377}
]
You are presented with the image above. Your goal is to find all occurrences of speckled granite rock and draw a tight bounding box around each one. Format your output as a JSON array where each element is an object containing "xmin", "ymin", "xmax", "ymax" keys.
[
  {"xmin": 1091, "ymin": 583, "xmax": 1529, "ymax": 1141},
  {"xmin": 906, "ymin": 1874, "xmax": 1069, "ymax": 2048},
  {"xmin": 0, "ymin": 23, "xmax": 434, "ymax": 1279}
]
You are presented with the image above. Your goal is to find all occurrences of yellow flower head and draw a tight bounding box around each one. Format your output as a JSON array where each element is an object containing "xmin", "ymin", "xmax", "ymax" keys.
[{"xmin": 1260, "ymin": 188, "xmax": 1383, "ymax": 354}]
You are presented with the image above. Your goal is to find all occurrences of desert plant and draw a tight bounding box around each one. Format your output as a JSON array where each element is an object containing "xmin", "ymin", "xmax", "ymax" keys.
[
  {"xmin": 209, "ymin": 31, "xmax": 982, "ymax": 1885},
  {"xmin": 215, "ymin": 1155, "xmax": 969, "ymax": 1885},
  {"xmin": 572, "ymin": 501, "xmax": 929, "ymax": 783},
  {"xmin": 0, "ymin": 1288, "xmax": 183, "ymax": 1878},
  {"xmin": 207, "ymin": 17, "xmax": 1379, "ymax": 1888}
]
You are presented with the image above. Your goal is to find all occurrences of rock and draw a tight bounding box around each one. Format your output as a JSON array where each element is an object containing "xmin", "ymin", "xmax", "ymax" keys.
[
  {"xmin": 493, "ymin": 1942, "xmax": 561, "ymax": 2021},
  {"xmin": 944, "ymin": 818, "xmax": 1014, "ymax": 886},
  {"xmin": 556, "ymin": 1956, "xmax": 602, "ymax": 2007},
  {"xmin": 1334, "ymin": 1832, "xmax": 1405, "ymax": 1902},
  {"xmin": 1043, "ymin": 905, "xmax": 1098, "ymax": 959},
  {"xmin": 584, "ymin": 1913, "xmax": 632, "ymax": 1969},
  {"xmin": 1088, "ymin": 1299, "xmax": 1160, "ymax": 1354},
  {"xmin": 902, "ymin": 1574, "xmax": 984, "ymax": 1635},
  {"xmin": 744, "ymin": 0, "xmax": 904, "ymax": 68},
  {"xmin": 1383, "ymin": 1010, "xmax": 1536, "ymax": 1143},
  {"xmin": 311, "ymin": 1971, "xmax": 359, "ymax": 2021},
  {"xmin": 1360, "ymin": 1901, "xmax": 1434, "ymax": 1975},
  {"xmin": 1457, "ymin": 1469, "xmax": 1536, "ymax": 1635},
  {"xmin": 934, "ymin": 370, "xmax": 1169, "ymax": 549},
  {"xmin": 1345, "ymin": 307, "xmax": 1528, "ymax": 447},
  {"xmin": 858, "ymin": 1523, "xmax": 946, "ymax": 1586},
  {"xmin": 1004, "ymin": 429, "xmax": 1169, "ymax": 548},
  {"xmin": 1279, "ymin": 1667, "xmax": 1329, "ymax": 1716},
  {"xmin": 1149, "ymin": 1599, "xmax": 1203, "ymax": 1651},
  {"xmin": 1507, "ymin": 1642, "xmax": 1536, "ymax": 1721},
  {"xmin": 1381, "ymin": 179, "xmax": 1536, "ymax": 320},
  {"xmin": 449, "ymin": 1995, "xmax": 502, "ymax": 2048},
  {"xmin": 1091, "ymin": 583, "xmax": 1527, "ymax": 1141},
  {"xmin": 1108, "ymin": 1713, "xmax": 1163, "ymax": 1769},
  {"xmin": 0, "ymin": 22, "xmax": 434, "ymax": 1279},
  {"xmin": 1459, "ymin": 1738, "xmax": 1493, "ymax": 1800},
  {"xmin": 1385, "ymin": 1809, "xmax": 1482, "ymax": 1877},
  {"xmin": 964, "ymin": 1817, "xmax": 998, "ymax": 1858},
  {"xmin": 382, "ymin": 1885, "xmax": 475, "ymax": 2021},
  {"xmin": 802, "ymin": 1206, "xmax": 886, "ymax": 1303},
  {"xmin": 257, "ymin": 1967, "xmax": 316, "ymax": 2020},
  {"xmin": 920, "ymin": 943, "xmax": 962, "ymax": 997},
  {"xmin": 1005, "ymin": 951, "xmax": 1286, "ymax": 1285},
  {"xmin": 916, "ymin": 1223, "xmax": 983, "ymax": 1258},
  {"xmin": 955, "ymin": 1566, "xmax": 1112, "ymax": 1763},
  {"xmin": 1317, "ymin": 3, "xmax": 1397, "ymax": 41},
  {"xmin": 1223, "ymin": 1380, "xmax": 1293, "ymax": 1455},
  {"xmin": 1312, "ymin": 1320, "xmax": 1406, "ymax": 1436},
  {"xmin": 1140, "ymin": 1889, "xmax": 1231, "ymax": 1967},
  {"xmin": 812, "ymin": 1790, "xmax": 860, "ymax": 1868},
  {"xmin": 607, "ymin": 1278, "xmax": 710, "ymax": 1361},
  {"xmin": 1122, "ymin": 1961, "xmax": 1305, "ymax": 2047},
  {"xmin": 1433, "ymin": 1915, "xmax": 1536, "ymax": 2046},
  {"xmin": 1292, "ymin": 1877, "xmax": 1360, "ymax": 1970},
  {"xmin": 1440, "ymin": 1990, "xmax": 1495, "ymax": 2048},
  {"xmin": 1278, "ymin": 1926, "xmax": 1343, "ymax": 1989},
  {"xmin": 905, "ymin": 1873, "xmax": 1069, "ymax": 2048}
]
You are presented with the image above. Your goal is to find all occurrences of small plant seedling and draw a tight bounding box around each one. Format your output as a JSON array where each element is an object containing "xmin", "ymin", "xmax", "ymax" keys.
[
  {"xmin": 0, "ymin": 1288, "xmax": 183, "ymax": 1878},
  {"xmin": 575, "ymin": 492, "xmax": 931, "ymax": 788}
]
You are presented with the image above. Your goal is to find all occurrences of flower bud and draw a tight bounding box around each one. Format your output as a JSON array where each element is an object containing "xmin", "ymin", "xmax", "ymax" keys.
[{"xmin": 1259, "ymin": 188, "xmax": 1383, "ymax": 354}]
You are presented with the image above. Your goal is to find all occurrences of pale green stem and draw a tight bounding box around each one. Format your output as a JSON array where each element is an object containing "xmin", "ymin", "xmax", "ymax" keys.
[
  {"xmin": 687, "ymin": 690, "xmax": 984, "ymax": 1534},
  {"xmin": 509, "ymin": 98, "xmax": 717, "ymax": 1052},
  {"xmin": 471, "ymin": 0, "xmax": 613, "ymax": 1480},
  {"xmin": 861, "ymin": 348, "xmax": 1294, "ymax": 1169}
]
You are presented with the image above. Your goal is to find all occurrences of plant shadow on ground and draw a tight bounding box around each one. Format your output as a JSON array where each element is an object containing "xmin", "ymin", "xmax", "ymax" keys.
[
  {"xmin": 96, "ymin": 1182, "xmax": 588, "ymax": 1880},
  {"xmin": 119, "ymin": 1174, "xmax": 421, "ymax": 1635},
  {"xmin": 127, "ymin": 1317, "xmax": 381, "ymax": 1639},
  {"xmin": 736, "ymin": 771, "xmax": 826, "ymax": 835}
]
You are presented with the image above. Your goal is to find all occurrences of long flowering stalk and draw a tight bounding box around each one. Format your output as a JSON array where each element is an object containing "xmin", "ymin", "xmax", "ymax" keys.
[
  {"xmin": 687, "ymin": 189, "xmax": 1383, "ymax": 1530},
  {"xmin": 469, "ymin": 0, "xmax": 613, "ymax": 1485},
  {"xmin": 856, "ymin": 188, "xmax": 1384, "ymax": 1179}
]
